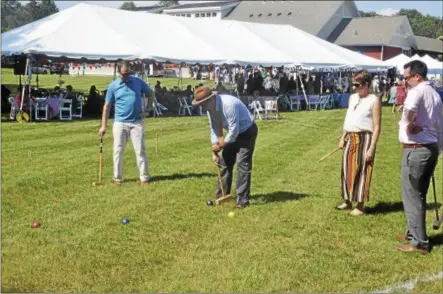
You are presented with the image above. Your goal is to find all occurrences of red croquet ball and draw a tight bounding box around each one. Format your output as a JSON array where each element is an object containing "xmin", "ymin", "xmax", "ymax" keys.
[{"xmin": 31, "ymin": 221, "xmax": 41, "ymax": 228}]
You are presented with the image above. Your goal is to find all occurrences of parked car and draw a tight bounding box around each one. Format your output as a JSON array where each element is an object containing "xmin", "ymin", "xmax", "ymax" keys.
[
  {"xmin": 49, "ymin": 63, "xmax": 69, "ymax": 75},
  {"xmin": 31, "ymin": 66, "xmax": 48, "ymax": 74}
]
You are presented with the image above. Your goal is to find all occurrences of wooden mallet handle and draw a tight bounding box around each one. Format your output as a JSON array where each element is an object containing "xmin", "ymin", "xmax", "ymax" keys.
[
  {"xmin": 318, "ymin": 147, "xmax": 340, "ymax": 162},
  {"xmin": 99, "ymin": 136, "xmax": 103, "ymax": 183},
  {"xmin": 215, "ymin": 158, "xmax": 226, "ymax": 197}
]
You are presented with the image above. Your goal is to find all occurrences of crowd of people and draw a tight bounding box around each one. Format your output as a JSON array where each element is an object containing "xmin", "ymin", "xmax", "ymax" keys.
[
  {"xmin": 211, "ymin": 66, "xmax": 356, "ymax": 96},
  {"xmin": 2, "ymin": 83, "xmax": 105, "ymax": 119}
]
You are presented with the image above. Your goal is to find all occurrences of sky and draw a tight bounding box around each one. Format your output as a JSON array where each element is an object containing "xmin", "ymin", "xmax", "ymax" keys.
[{"xmin": 48, "ymin": 0, "xmax": 443, "ymax": 18}]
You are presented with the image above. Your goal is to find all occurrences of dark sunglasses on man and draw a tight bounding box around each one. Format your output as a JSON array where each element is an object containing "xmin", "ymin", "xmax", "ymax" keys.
[{"xmin": 404, "ymin": 75, "xmax": 414, "ymax": 82}]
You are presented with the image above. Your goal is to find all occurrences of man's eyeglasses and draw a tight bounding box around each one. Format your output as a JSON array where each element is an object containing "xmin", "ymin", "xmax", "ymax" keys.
[{"xmin": 352, "ymin": 83, "xmax": 362, "ymax": 88}]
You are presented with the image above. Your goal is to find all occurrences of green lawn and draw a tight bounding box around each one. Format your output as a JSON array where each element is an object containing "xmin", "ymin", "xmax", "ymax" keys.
[
  {"xmin": 1, "ymin": 68, "xmax": 215, "ymax": 94},
  {"xmin": 1, "ymin": 107, "xmax": 442, "ymax": 292}
]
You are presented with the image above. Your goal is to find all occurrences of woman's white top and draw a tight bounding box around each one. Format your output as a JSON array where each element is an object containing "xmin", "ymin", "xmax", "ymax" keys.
[{"xmin": 343, "ymin": 93, "xmax": 378, "ymax": 133}]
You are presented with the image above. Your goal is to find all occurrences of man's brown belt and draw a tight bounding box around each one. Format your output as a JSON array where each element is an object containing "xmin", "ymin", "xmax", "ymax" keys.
[{"xmin": 402, "ymin": 143, "xmax": 434, "ymax": 149}]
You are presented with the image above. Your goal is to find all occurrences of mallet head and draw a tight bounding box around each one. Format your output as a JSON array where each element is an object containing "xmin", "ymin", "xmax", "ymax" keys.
[
  {"xmin": 433, "ymin": 215, "xmax": 442, "ymax": 230},
  {"xmin": 216, "ymin": 194, "xmax": 233, "ymax": 205}
]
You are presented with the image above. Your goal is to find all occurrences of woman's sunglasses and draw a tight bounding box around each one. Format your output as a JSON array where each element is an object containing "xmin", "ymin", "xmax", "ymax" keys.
[{"xmin": 352, "ymin": 83, "xmax": 363, "ymax": 88}]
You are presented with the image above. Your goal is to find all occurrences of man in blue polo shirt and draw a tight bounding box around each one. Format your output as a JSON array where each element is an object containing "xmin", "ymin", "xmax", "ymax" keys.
[{"xmin": 99, "ymin": 61, "xmax": 154, "ymax": 184}]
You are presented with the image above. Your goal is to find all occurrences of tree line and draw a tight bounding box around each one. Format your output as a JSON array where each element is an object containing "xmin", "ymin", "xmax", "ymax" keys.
[
  {"xmin": 359, "ymin": 9, "xmax": 443, "ymax": 39},
  {"xmin": 120, "ymin": 1, "xmax": 178, "ymax": 11},
  {"xmin": 2, "ymin": 0, "xmax": 58, "ymax": 33}
]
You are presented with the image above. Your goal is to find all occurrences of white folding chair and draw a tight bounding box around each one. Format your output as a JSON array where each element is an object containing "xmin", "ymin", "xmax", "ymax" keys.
[
  {"xmin": 72, "ymin": 95, "xmax": 83, "ymax": 119},
  {"xmin": 199, "ymin": 105, "xmax": 207, "ymax": 116},
  {"xmin": 178, "ymin": 96, "xmax": 192, "ymax": 116},
  {"xmin": 290, "ymin": 95, "xmax": 301, "ymax": 111},
  {"xmin": 247, "ymin": 96, "xmax": 255, "ymax": 112},
  {"xmin": 178, "ymin": 97, "xmax": 185, "ymax": 115},
  {"xmin": 8, "ymin": 96, "xmax": 18, "ymax": 120},
  {"xmin": 308, "ymin": 95, "xmax": 323, "ymax": 110},
  {"xmin": 35, "ymin": 98, "xmax": 49, "ymax": 121},
  {"xmin": 277, "ymin": 94, "xmax": 291, "ymax": 111},
  {"xmin": 264, "ymin": 99, "xmax": 279, "ymax": 120},
  {"xmin": 153, "ymin": 99, "xmax": 168, "ymax": 116},
  {"xmin": 59, "ymin": 99, "xmax": 72, "ymax": 120},
  {"xmin": 322, "ymin": 95, "xmax": 333, "ymax": 110},
  {"xmin": 252, "ymin": 100, "xmax": 265, "ymax": 120}
]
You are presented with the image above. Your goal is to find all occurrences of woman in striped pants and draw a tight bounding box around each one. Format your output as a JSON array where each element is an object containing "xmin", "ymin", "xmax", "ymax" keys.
[{"xmin": 336, "ymin": 70, "xmax": 382, "ymax": 216}]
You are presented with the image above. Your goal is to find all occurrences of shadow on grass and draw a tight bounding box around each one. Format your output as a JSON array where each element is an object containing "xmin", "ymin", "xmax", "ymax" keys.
[
  {"xmin": 430, "ymin": 232, "xmax": 443, "ymax": 248},
  {"xmin": 365, "ymin": 201, "xmax": 441, "ymax": 215},
  {"xmin": 125, "ymin": 172, "xmax": 214, "ymax": 183},
  {"xmin": 253, "ymin": 191, "xmax": 309, "ymax": 204}
]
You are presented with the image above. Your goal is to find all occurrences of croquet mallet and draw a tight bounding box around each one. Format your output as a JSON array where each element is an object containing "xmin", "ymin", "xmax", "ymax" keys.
[
  {"xmin": 215, "ymin": 159, "xmax": 233, "ymax": 205},
  {"xmin": 214, "ymin": 121, "xmax": 232, "ymax": 205},
  {"xmin": 95, "ymin": 135, "xmax": 104, "ymax": 185},
  {"xmin": 431, "ymin": 174, "xmax": 442, "ymax": 230},
  {"xmin": 318, "ymin": 147, "xmax": 341, "ymax": 162}
]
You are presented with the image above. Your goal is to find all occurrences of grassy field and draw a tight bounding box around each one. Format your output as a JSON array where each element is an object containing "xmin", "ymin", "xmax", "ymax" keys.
[
  {"xmin": 1, "ymin": 68, "xmax": 215, "ymax": 94},
  {"xmin": 1, "ymin": 106, "xmax": 442, "ymax": 292}
]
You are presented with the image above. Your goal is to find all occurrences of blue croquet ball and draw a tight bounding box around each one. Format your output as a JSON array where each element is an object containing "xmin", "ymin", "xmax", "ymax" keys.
[
  {"xmin": 206, "ymin": 200, "xmax": 214, "ymax": 206},
  {"xmin": 121, "ymin": 217, "xmax": 130, "ymax": 224}
]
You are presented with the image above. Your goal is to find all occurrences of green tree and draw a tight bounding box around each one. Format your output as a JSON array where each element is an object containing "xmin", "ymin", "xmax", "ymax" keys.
[
  {"xmin": 1, "ymin": 0, "xmax": 59, "ymax": 33},
  {"xmin": 25, "ymin": 0, "xmax": 41, "ymax": 22},
  {"xmin": 1, "ymin": 0, "xmax": 21, "ymax": 27},
  {"xmin": 120, "ymin": 1, "xmax": 137, "ymax": 11},
  {"xmin": 396, "ymin": 9, "xmax": 443, "ymax": 38},
  {"xmin": 1, "ymin": 1, "xmax": 35, "ymax": 33},
  {"xmin": 1, "ymin": 0, "xmax": 22, "ymax": 32},
  {"xmin": 159, "ymin": 0, "xmax": 179, "ymax": 7},
  {"xmin": 39, "ymin": 0, "xmax": 59, "ymax": 18},
  {"xmin": 358, "ymin": 10, "xmax": 379, "ymax": 17}
]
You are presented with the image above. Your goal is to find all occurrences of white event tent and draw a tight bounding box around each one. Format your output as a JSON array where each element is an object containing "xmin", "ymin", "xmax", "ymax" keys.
[
  {"xmin": 383, "ymin": 53, "xmax": 412, "ymax": 75},
  {"xmin": 420, "ymin": 55, "xmax": 443, "ymax": 74},
  {"xmin": 239, "ymin": 21, "xmax": 388, "ymax": 70},
  {"xmin": 2, "ymin": 3, "xmax": 388, "ymax": 70},
  {"xmin": 384, "ymin": 53, "xmax": 442, "ymax": 75}
]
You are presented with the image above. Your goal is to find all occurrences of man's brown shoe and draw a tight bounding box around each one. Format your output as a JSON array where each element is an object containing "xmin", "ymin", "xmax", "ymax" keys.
[
  {"xmin": 396, "ymin": 234, "xmax": 408, "ymax": 242},
  {"xmin": 396, "ymin": 244, "xmax": 429, "ymax": 255},
  {"xmin": 235, "ymin": 203, "xmax": 249, "ymax": 209},
  {"xmin": 140, "ymin": 180, "xmax": 149, "ymax": 185}
]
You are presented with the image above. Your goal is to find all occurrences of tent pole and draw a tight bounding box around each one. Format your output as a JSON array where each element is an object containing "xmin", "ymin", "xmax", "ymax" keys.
[
  {"xmin": 113, "ymin": 62, "xmax": 117, "ymax": 81},
  {"xmin": 141, "ymin": 62, "xmax": 145, "ymax": 80},
  {"xmin": 28, "ymin": 55, "xmax": 33, "ymax": 122},
  {"xmin": 320, "ymin": 72, "xmax": 323, "ymax": 95},
  {"xmin": 178, "ymin": 62, "xmax": 182, "ymax": 89},
  {"xmin": 297, "ymin": 70, "xmax": 308, "ymax": 110},
  {"xmin": 180, "ymin": 63, "xmax": 183, "ymax": 89},
  {"xmin": 36, "ymin": 56, "xmax": 39, "ymax": 89},
  {"xmin": 20, "ymin": 56, "xmax": 30, "ymax": 112},
  {"xmin": 295, "ymin": 71, "xmax": 298, "ymax": 96}
]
